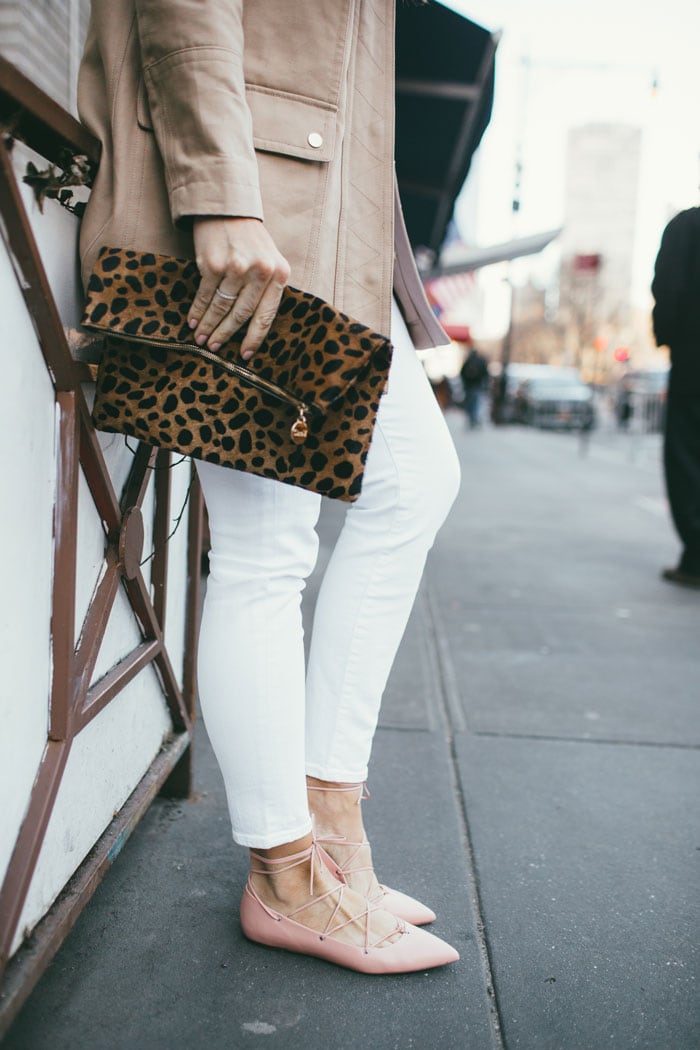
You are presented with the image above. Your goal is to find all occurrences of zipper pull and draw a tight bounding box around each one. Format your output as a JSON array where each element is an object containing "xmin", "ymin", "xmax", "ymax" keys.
[{"xmin": 290, "ymin": 407, "xmax": 309, "ymax": 444}]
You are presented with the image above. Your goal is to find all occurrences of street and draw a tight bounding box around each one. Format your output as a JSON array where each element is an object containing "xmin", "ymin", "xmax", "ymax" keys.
[{"xmin": 5, "ymin": 413, "xmax": 699, "ymax": 1050}]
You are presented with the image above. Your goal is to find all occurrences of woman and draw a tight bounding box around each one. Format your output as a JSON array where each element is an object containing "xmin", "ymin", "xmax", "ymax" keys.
[{"xmin": 79, "ymin": 0, "xmax": 461, "ymax": 973}]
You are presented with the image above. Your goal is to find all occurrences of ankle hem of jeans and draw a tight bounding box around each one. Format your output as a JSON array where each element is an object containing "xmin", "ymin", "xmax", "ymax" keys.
[
  {"xmin": 305, "ymin": 765, "xmax": 369, "ymax": 783},
  {"xmin": 232, "ymin": 818, "xmax": 313, "ymax": 850}
]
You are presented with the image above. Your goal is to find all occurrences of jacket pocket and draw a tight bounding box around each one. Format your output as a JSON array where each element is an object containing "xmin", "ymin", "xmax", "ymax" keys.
[
  {"xmin": 137, "ymin": 77, "xmax": 153, "ymax": 131},
  {"xmin": 246, "ymin": 85, "xmax": 336, "ymax": 163}
]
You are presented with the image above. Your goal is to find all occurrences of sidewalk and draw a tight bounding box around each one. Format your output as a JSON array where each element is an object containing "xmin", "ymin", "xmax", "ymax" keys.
[{"xmin": 5, "ymin": 416, "xmax": 699, "ymax": 1050}]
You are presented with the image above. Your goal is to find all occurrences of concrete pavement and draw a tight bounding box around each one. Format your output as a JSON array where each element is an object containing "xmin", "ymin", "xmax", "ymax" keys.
[{"xmin": 5, "ymin": 414, "xmax": 699, "ymax": 1050}]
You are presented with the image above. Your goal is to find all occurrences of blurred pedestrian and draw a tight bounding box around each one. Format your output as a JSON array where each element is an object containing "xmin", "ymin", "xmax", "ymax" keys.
[
  {"xmin": 615, "ymin": 375, "xmax": 634, "ymax": 430},
  {"xmin": 459, "ymin": 343, "xmax": 489, "ymax": 428},
  {"xmin": 652, "ymin": 206, "xmax": 700, "ymax": 589}
]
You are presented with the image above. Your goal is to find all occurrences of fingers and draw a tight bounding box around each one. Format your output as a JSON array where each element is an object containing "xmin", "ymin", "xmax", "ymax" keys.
[
  {"xmin": 188, "ymin": 264, "xmax": 230, "ymax": 334},
  {"xmin": 240, "ymin": 278, "xmax": 287, "ymax": 360},
  {"xmin": 209, "ymin": 270, "xmax": 287, "ymax": 360},
  {"xmin": 188, "ymin": 218, "xmax": 290, "ymax": 361},
  {"xmin": 188, "ymin": 247, "xmax": 245, "ymax": 345}
]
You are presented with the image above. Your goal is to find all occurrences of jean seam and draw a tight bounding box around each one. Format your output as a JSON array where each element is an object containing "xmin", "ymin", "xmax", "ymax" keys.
[{"xmin": 317, "ymin": 414, "xmax": 404, "ymax": 773}]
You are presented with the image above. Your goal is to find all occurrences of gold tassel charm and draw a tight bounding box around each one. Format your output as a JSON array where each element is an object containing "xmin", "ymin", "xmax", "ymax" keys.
[{"xmin": 290, "ymin": 407, "xmax": 309, "ymax": 444}]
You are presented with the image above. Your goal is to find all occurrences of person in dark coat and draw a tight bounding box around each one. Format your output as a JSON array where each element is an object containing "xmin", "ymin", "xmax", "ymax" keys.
[
  {"xmin": 459, "ymin": 343, "xmax": 489, "ymax": 428},
  {"xmin": 652, "ymin": 206, "xmax": 700, "ymax": 589}
]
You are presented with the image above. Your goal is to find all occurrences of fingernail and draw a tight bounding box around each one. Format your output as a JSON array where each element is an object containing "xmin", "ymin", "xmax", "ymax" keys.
[
  {"xmin": 196, "ymin": 333, "xmax": 206, "ymax": 346},
  {"xmin": 241, "ymin": 350, "xmax": 253, "ymax": 361},
  {"xmin": 209, "ymin": 341, "xmax": 221, "ymax": 352},
  {"xmin": 188, "ymin": 318, "xmax": 198, "ymax": 329}
]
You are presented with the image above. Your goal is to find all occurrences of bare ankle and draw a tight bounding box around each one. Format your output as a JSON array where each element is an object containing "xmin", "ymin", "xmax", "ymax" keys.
[
  {"xmin": 251, "ymin": 865, "xmax": 314, "ymax": 910},
  {"xmin": 306, "ymin": 778, "xmax": 366, "ymax": 838},
  {"xmin": 248, "ymin": 834, "xmax": 316, "ymax": 909}
]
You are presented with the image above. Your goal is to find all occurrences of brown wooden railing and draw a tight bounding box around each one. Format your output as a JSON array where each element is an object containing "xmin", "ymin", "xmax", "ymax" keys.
[{"xmin": 0, "ymin": 56, "xmax": 203, "ymax": 1035}]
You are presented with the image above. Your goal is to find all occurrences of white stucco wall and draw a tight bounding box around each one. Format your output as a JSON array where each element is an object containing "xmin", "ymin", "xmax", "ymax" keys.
[
  {"xmin": 1, "ymin": 142, "xmax": 193, "ymax": 957},
  {"xmin": 0, "ymin": 193, "xmax": 56, "ymax": 908}
]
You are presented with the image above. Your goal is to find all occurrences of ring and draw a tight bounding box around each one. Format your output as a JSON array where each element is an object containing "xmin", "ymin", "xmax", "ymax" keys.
[{"xmin": 215, "ymin": 287, "xmax": 239, "ymax": 302}]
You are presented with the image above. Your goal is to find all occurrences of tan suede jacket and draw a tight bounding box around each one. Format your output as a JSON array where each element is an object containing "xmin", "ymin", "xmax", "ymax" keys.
[{"xmin": 77, "ymin": 0, "xmax": 445, "ymax": 347}]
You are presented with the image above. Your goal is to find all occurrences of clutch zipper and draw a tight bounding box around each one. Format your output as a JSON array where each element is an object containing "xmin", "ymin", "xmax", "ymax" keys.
[{"xmin": 94, "ymin": 328, "xmax": 316, "ymax": 444}]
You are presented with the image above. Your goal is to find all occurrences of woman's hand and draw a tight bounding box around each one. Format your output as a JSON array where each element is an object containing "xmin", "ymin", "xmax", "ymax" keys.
[{"xmin": 189, "ymin": 217, "xmax": 291, "ymax": 360}]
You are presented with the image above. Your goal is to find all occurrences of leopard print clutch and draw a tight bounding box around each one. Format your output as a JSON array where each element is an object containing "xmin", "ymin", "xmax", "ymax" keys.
[{"xmin": 82, "ymin": 247, "xmax": 393, "ymax": 501}]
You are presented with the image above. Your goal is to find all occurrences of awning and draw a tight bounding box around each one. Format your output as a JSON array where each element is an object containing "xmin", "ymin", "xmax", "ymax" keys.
[
  {"xmin": 426, "ymin": 227, "xmax": 563, "ymax": 278},
  {"xmin": 424, "ymin": 228, "xmax": 563, "ymax": 340},
  {"xmin": 395, "ymin": 1, "xmax": 498, "ymax": 257}
]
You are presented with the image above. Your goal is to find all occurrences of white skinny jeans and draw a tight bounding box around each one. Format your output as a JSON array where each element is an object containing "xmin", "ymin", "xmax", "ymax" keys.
[{"xmin": 195, "ymin": 300, "xmax": 460, "ymax": 847}]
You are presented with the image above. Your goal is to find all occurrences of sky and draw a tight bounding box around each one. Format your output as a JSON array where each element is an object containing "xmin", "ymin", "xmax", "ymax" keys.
[{"xmin": 440, "ymin": 0, "xmax": 700, "ymax": 330}]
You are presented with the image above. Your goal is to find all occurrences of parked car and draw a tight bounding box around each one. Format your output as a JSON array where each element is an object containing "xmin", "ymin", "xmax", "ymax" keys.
[
  {"xmin": 514, "ymin": 370, "xmax": 595, "ymax": 431},
  {"xmin": 497, "ymin": 363, "xmax": 579, "ymax": 423}
]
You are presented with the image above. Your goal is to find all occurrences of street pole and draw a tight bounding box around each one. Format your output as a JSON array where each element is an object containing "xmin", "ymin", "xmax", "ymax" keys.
[{"xmin": 493, "ymin": 56, "xmax": 529, "ymax": 424}]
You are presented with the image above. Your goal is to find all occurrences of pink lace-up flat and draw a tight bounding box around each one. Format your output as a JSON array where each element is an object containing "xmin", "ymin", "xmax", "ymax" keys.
[
  {"xmin": 240, "ymin": 843, "xmax": 458, "ymax": 974},
  {"xmin": 308, "ymin": 783, "xmax": 437, "ymax": 927}
]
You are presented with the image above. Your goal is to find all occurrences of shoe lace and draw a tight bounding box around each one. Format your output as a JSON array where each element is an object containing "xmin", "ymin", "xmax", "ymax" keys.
[
  {"xmin": 307, "ymin": 783, "xmax": 386, "ymax": 907},
  {"xmin": 248, "ymin": 841, "xmax": 403, "ymax": 953},
  {"xmin": 306, "ymin": 781, "xmax": 371, "ymax": 804}
]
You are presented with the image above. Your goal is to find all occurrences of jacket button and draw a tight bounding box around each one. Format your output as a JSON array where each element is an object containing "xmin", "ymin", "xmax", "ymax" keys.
[{"xmin": 307, "ymin": 132, "xmax": 323, "ymax": 148}]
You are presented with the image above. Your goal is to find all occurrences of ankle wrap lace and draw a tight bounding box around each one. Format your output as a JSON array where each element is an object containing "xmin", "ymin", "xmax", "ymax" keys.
[{"xmin": 247, "ymin": 841, "xmax": 403, "ymax": 953}]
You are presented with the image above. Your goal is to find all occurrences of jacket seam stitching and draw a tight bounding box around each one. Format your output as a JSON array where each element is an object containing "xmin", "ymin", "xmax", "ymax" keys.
[
  {"xmin": 143, "ymin": 44, "xmax": 242, "ymax": 72},
  {"xmin": 246, "ymin": 84, "xmax": 337, "ymax": 112},
  {"xmin": 169, "ymin": 175, "xmax": 261, "ymax": 193}
]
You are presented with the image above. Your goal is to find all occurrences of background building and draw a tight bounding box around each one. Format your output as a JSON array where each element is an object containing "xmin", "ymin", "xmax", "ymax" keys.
[
  {"xmin": 558, "ymin": 123, "xmax": 645, "ymax": 373},
  {"xmin": 0, "ymin": 0, "xmax": 89, "ymax": 114}
]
